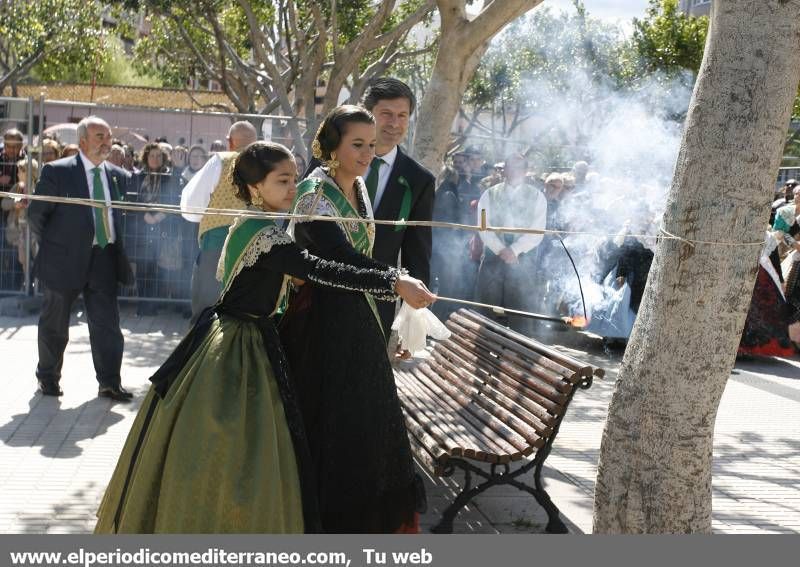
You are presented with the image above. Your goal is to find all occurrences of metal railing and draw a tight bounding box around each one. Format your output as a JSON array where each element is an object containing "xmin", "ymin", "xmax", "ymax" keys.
[
  {"xmin": 0, "ymin": 95, "xmax": 310, "ymax": 306},
  {"xmin": 0, "ymin": 96, "xmax": 36, "ymax": 297}
]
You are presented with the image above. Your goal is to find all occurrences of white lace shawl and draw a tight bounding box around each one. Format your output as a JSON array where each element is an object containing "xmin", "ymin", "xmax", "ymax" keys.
[
  {"xmin": 216, "ymin": 215, "xmax": 293, "ymax": 294},
  {"xmin": 288, "ymin": 167, "xmax": 374, "ymax": 240}
]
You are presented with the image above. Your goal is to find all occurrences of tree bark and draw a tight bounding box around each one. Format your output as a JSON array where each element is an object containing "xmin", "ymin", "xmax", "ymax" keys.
[
  {"xmin": 593, "ymin": 0, "xmax": 800, "ymax": 534},
  {"xmin": 411, "ymin": 0, "xmax": 543, "ymax": 172}
]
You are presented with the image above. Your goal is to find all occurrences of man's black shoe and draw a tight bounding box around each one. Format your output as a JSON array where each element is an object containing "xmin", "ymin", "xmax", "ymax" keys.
[
  {"xmin": 98, "ymin": 385, "xmax": 134, "ymax": 402},
  {"xmin": 38, "ymin": 381, "xmax": 63, "ymax": 397}
]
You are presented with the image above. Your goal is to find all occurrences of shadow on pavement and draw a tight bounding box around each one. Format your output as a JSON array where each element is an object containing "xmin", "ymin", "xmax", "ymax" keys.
[{"xmin": 0, "ymin": 395, "xmax": 125, "ymax": 458}]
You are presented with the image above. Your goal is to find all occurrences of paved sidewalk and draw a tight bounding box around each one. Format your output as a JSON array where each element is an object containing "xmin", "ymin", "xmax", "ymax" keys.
[{"xmin": 0, "ymin": 309, "xmax": 798, "ymax": 534}]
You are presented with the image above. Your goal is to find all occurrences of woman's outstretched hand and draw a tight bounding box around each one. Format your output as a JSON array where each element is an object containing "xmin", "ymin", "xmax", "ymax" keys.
[{"xmin": 395, "ymin": 274, "xmax": 437, "ymax": 309}]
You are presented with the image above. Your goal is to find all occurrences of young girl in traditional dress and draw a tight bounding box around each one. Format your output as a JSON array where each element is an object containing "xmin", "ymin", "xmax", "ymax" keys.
[{"xmin": 95, "ymin": 141, "xmax": 434, "ymax": 533}]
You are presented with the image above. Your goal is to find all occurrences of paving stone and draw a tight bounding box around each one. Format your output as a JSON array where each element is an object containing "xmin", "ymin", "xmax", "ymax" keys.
[{"xmin": 1, "ymin": 310, "xmax": 799, "ymax": 534}]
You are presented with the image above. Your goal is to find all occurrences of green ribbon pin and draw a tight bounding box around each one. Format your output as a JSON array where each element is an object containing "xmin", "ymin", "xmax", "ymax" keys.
[{"xmin": 396, "ymin": 176, "xmax": 412, "ymax": 232}]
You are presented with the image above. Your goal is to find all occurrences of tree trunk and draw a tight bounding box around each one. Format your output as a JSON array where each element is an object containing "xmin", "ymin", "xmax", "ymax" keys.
[
  {"xmin": 411, "ymin": 0, "xmax": 543, "ymax": 172},
  {"xmin": 593, "ymin": 0, "xmax": 800, "ymax": 534},
  {"xmin": 411, "ymin": 34, "xmax": 484, "ymax": 171}
]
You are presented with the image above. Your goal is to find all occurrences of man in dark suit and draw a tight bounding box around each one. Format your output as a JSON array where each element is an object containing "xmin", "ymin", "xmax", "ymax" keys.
[
  {"xmin": 28, "ymin": 116, "xmax": 135, "ymax": 401},
  {"xmin": 361, "ymin": 78, "xmax": 435, "ymax": 340}
]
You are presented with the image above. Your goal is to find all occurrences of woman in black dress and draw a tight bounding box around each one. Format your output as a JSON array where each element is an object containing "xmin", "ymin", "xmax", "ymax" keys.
[{"xmin": 280, "ymin": 105, "xmax": 434, "ymax": 533}]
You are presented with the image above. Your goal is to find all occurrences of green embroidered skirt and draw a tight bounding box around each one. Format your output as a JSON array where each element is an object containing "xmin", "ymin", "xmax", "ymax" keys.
[{"xmin": 95, "ymin": 316, "xmax": 304, "ymax": 533}]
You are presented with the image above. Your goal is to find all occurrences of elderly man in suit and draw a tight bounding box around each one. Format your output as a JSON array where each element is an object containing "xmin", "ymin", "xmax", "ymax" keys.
[
  {"xmin": 361, "ymin": 78, "xmax": 436, "ymax": 340},
  {"xmin": 28, "ymin": 116, "xmax": 134, "ymax": 401}
]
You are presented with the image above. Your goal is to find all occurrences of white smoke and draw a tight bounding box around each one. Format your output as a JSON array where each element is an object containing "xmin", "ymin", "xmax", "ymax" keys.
[
  {"xmin": 436, "ymin": 5, "xmax": 697, "ymax": 333},
  {"xmin": 541, "ymin": 70, "xmax": 694, "ymax": 322}
]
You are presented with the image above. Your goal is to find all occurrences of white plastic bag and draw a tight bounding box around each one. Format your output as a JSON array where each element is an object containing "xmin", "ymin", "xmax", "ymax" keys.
[{"xmin": 391, "ymin": 302, "xmax": 451, "ymax": 357}]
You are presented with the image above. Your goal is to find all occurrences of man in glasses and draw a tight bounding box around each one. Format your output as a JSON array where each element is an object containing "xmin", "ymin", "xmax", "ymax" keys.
[
  {"xmin": 0, "ymin": 129, "xmax": 26, "ymax": 289},
  {"xmin": 0, "ymin": 128, "xmax": 25, "ymax": 192}
]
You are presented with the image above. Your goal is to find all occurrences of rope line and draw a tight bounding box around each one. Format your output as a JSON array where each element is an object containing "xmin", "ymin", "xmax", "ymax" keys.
[{"xmin": 0, "ymin": 190, "xmax": 768, "ymax": 247}]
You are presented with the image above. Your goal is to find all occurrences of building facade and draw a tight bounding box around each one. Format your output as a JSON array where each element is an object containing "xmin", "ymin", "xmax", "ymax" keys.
[{"xmin": 678, "ymin": 0, "xmax": 712, "ymax": 16}]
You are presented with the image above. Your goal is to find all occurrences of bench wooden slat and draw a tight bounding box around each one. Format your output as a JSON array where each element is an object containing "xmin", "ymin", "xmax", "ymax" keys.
[
  {"xmin": 411, "ymin": 364, "xmax": 515, "ymax": 461},
  {"xmin": 451, "ymin": 312, "xmax": 587, "ymax": 383},
  {"xmin": 395, "ymin": 370, "xmax": 476, "ymax": 459},
  {"xmin": 442, "ymin": 337, "xmax": 563, "ymax": 418},
  {"xmin": 408, "ymin": 365, "xmax": 509, "ymax": 462},
  {"xmin": 446, "ymin": 318, "xmax": 576, "ymax": 389},
  {"xmin": 395, "ymin": 369, "xmax": 472, "ymax": 458},
  {"xmin": 406, "ymin": 430, "xmax": 447, "ymax": 476},
  {"xmin": 430, "ymin": 349, "xmax": 545, "ymax": 450},
  {"xmin": 464, "ymin": 336, "xmax": 575, "ymax": 396},
  {"xmin": 429, "ymin": 349, "xmax": 539, "ymax": 450},
  {"xmin": 444, "ymin": 326, "xmax": 571, "ymax": 407},
  {"xmin": 436, "ymin": 336, "xmax": 559, "ymax": 431},
  {"xmin": 445, "ymin": 325, "xmax": 574, "ymax": 397},
  {"xmin": 415, "ymin": 363, "xmax": 524, "ymax": 461},
  {"xmin": 399, "ymin": 367, "xmax": 532, "ymax": 462},
  {"xmin": 397, "ymin": 369, "xmax": 492, "ymax": 461},
  {"xmin": 447, "ymin": 317, "xmax": 579, "ymax": 389},
  {"xmin": 430, "ymin": 347, "xmax": 551, "ymax": 440},
  {"xmin": 416, "ymin": 361, "xmax": 526, "ymax": 459},
  {"xmin": 461, "ymin": 309, "xmax": 595, "ymax": 379},
  {"xmin": 394, "ymin": 379, "xmax": 451, "ymax": 463}
]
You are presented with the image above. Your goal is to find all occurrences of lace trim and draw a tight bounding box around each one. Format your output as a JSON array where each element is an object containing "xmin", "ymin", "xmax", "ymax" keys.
[
  {"xmin": 306, "ymin": 257, "xmax": 402, "ymax": 302},
  {"xmin": 294, "ymin": 174, "xmax": 374, "ymax": 249},
  {"xmin": 294, "ymin": 191, "xmax": 339, "ymax": 223},
  {"xmin": 217, "ymin": 223, "xmax": 293, "ymax": 285}
]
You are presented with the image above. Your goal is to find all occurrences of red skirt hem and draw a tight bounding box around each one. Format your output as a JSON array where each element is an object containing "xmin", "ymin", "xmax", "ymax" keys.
[
  {"xmin": 737, "ymin": 338, "xmax": 796, "ymax": 358},
  {"xmin": 393, "ymin": 513, "xmax": 420, "ymax": 534}
]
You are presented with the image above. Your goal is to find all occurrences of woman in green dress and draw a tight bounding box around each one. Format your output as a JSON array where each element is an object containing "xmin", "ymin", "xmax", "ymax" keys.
[{"xmin": 94, "ymin": 141, "xmax": 434, "ymax": 533}]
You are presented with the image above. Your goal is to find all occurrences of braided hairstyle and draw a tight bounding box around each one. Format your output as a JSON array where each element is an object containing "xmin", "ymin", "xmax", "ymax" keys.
[{"xmin": 231, "ymin": 141, "xmax": 295, "ymax": 204}]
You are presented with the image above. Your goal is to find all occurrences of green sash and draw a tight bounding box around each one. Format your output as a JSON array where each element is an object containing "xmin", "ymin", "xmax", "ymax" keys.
[
  {"xmin": 293, "ymin": 177, "xmax": 384, "ymax": 332},
  {"xmin": 218, "ymin": 217, "xmax": 291, "ymax": 316}
]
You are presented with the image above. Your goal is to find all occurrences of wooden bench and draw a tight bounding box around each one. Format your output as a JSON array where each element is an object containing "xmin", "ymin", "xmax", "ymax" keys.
[{"xmin": 394, "ymin": 308, "xmax": 604, "ymax": 533}]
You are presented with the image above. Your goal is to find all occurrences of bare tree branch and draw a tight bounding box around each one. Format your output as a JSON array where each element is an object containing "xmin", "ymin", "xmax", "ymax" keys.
[
  {"xmin": 369, "ymin": 0, "xmax": 436, "ymax": 50},
  {"xmin": 170, "ymin": 14, "xmax": 223, "ymax": 85},
  {"xmin": 237, "ymin": 0, "xmax": 272, "ymax": 66},
  {"xmin": 0, "ymin": 44, "xmax": 45, "ymax": 93},
  {"xmin": 184, "ymin": 88, "xmax": 234, "ymax": 113},
  {"xmin": 465, "ymin": 0, "xmax": 543, "ymax": 52},
  {"xmin": 330, "ymin": 0, "xmax": 340, "ymax": 57}
]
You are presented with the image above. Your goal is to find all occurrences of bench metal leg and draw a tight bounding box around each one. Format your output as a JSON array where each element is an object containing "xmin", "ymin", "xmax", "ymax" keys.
[
  {"xmin": 431, "ymin": 468, "xmax": 474, "ymax": 533},
  {"xmin": 506, "ymin": 477, "xmax": 568, "ymax": 534},
  {"xmin": 432, "ymin": 457, "xmax": 569, "ymax": 534},
  {"xmin": 506, "ymin": 459, "xmax": 568, "ymax": 533}
]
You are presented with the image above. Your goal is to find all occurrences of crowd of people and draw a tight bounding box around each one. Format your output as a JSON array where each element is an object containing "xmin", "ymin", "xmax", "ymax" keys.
[
  {"xmin": 1, "ymin": 65, "xmax": 797, "ymax": 535},
  {"xmin": 740, "ymin": 179, "xmax": 800, "ymax": 357},
  {"xmin": 24, "ymin": 77, "xmax": 440, "ymax": 534},
  {"xmin": 0, "ymin": 127, "xmax": 235, "ymax": 312},
  {"xmin": 430, "ymin": 144, "xmax": 657, "ymax": 351},
  {"xmin": 0, "ymin": 116, "xmax": 663, "ymax": 351},
  {"xmin": 4, "ymin": 103, "xmax": 796, "ymax": 362}
]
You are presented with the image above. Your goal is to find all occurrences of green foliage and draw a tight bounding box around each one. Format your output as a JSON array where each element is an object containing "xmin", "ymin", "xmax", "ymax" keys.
[
  {"xmin": 132, "ymin": 2, "xmax": 261, "ymax": 89},
  {"xmin": 128, "ymin": 0, "xmax": 435, "ymax": 115},
  {"xmin": 630, "ymin": 0, "xmax": 708, "ymax": 76},
  {"xmin": 464, "ymin": 3, "xmax": 631, "ymax": 133},
  {"xmin": 0, "ymin": 0, "xmax": 106, "ymax": 88},
  {"xmin": 794, "ymin": 85, "xmax": 800, "ymax": 120},
  {"xmin": 97, "ymin": 37, "xmax": 162, "ymax": 87}
]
